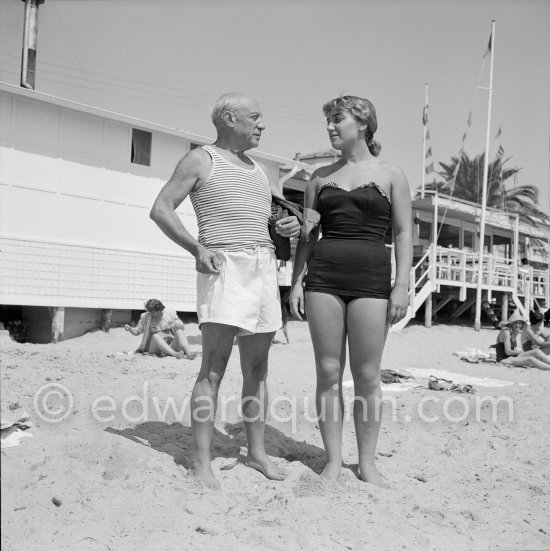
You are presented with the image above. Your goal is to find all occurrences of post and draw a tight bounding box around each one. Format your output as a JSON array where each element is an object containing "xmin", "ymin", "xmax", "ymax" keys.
[
  {"xmin": 474, "ymin": 20, "xmax": 496, "ymax": 331},
  {"xmin": 424, "ymin": 293, "xmax": 432, "ymax": 328},
  {"xmin": 512, "ymin": 214, "xmax": 519, "ymax": 294},
  {"xmin": 20, "ymin": 0, "xmax": 45, "ymax": 90},
  {"xmin": 50, "ymin": 306, "xmax": 64, "ymax": 343},
  {"xmin": 101, "ymin": 309, "xmax": 113, "ymax": 333},
  {"xmin": 431, "ymin": 192, "xmax": 438, "ymax": 286},
  {"xmin": 501, "ymin": 293, "xmax": 508, "ymax": 323}
]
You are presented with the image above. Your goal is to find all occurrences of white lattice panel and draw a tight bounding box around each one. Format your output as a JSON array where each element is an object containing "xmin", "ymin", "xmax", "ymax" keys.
[{"xmin": 0, "ymin": 237, "xmax": 197, "ymax": 311}]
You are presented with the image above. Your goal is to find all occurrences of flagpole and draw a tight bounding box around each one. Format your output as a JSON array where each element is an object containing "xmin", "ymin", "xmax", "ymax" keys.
[
  {"xmin": 421, "ymin": 83, "xmax": 428, "ymax": 198},
  {"xmin": 474, "ymin": 20, "xmax": 496, "ymax": 331}
]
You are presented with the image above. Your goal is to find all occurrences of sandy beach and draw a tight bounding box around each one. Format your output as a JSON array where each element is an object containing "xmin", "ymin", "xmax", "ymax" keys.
[{"xmin": 1, "ymin": 320, "xmax": 549, "ymax": 551}]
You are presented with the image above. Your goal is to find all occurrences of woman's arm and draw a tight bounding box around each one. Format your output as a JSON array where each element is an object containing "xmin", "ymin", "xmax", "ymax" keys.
[
  {"xmin": 387, "ymin": 165, "xmax": 413, "ymax": 325},
  {"xmin": 503, "ymin": 331, "xmax": 520, "ymax": 356},
  {"xmin": 289, "ymin": 174, "xmax": 321, "ymax": 319}
]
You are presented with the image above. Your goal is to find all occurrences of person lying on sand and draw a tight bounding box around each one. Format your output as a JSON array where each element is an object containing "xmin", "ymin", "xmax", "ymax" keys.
[{"xmin": 125, "ymin": 299, "xmax": 197, "ymax": 360}]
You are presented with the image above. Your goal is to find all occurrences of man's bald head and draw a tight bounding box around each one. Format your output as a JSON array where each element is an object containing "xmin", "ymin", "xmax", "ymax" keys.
[{"xmin": 211, "ymin": 92, "xmax": 258, "ymax": 131}]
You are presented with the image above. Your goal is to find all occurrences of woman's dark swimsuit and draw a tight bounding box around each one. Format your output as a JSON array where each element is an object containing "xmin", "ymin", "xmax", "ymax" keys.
[
  {"xmin": 495, "ymin": 329, "xmax": 518, "ymax": 362},
  {"xmin": 305, "ymin": 182, "xmax": 392, "ymax": 302}
]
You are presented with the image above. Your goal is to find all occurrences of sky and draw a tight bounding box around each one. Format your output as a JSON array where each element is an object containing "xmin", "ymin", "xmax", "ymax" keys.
[{"xmin": 1, "ymin": 0, "xmax": 548, "ymax": 213}]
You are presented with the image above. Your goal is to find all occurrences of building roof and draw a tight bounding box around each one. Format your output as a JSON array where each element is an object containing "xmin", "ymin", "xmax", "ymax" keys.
[
  {"xmin": 414, "ymin": 193, "xmax": 550, "ymax": 240},
  {"xmin": 0, "ymin": 81, "xmax": 311, "ymax": 170},
  {"xmin": 294, "ymin": 148, "xmax": 341, "ymax": 161}
]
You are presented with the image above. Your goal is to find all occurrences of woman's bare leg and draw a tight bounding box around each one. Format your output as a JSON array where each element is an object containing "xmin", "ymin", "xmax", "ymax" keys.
[
  {"xmin": 347, "ymin": 298, "xmax": 389, "ymax": 487},
  {"xmin": 149, "ymin": 334, "xmax": 183, "ymax": 358},
  {"xmin": 519, "ymin": 349, "xmax": 550, "ymax": 365},
  {"xmin": 504, "ymin": 355, "xmax": 550, "ymax": 371},
  {"xmin": 305, "ymin": 292, "xmax": 347, "ymax": 481},
  {"xmin": 172, "ymin": 325, "xmax": 197, "ymax": 359}
]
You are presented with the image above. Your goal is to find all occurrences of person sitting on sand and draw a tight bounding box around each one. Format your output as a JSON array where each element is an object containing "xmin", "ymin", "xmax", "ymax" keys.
[
  {"xmin": 125, "ymin": 299, "xmax": 197, "ymax": 360},
  {"xmin": 521, "ymin": 311, "xmax": 550, "ymax": 355},
  {"xmin": 495, "ymin": 310, "xmax": 550, "ymax": 371}
]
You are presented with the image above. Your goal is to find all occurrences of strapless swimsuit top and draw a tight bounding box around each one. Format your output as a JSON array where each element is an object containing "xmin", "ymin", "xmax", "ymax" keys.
[{"xmin": 316, "ymin": 182, "xmax": 391, "ymax": 241}]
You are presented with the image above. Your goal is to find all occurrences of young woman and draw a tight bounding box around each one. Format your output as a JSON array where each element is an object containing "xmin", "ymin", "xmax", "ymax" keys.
[
  {"xmin": 495, "ymin": 310, "xmax": 550, "ymax": 370},
  {"xmin": 290, "ymin": 96, "xmax": 413, "ymax": 486}
]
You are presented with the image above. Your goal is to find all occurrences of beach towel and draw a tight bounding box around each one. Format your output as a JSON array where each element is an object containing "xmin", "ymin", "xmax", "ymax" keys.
[{"xmin": 452, "ymin": 348, "xmax": 497, "ymax": 364}]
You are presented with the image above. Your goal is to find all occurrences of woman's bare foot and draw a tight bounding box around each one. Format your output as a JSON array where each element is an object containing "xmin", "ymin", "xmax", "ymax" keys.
[
  {"xmin": 320, "ymin": 461, "xmax": 342, "ymax": 482},
  {"xmin": 245, "ymin": 454, "xmax": 286, "ymax": 481},
  {"xmin": 175, "ymin": 351, "xmax": 185, "ymax": 360},
  {"xmin": 358, "ymin": 460, "xmax": 388, "ymax": 488},
  {"xmin": 188, "ymin": 461, "xmax": 220, "ymax": 489}
]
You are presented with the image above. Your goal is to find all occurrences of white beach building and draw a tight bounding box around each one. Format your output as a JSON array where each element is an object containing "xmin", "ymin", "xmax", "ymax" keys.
[{"xmin": 0, "ymin": 82, "xmax": 306, "ymax": 342}]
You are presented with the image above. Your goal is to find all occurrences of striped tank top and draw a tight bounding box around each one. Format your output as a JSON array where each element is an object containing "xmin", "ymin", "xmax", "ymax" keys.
[{"xmin": 190, "ymin": 145, "xmax": 274, "ymax": 251}]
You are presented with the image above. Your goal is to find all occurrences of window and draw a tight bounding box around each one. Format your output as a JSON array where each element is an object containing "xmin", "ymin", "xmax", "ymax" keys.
[
  {"xmin": 418, "ymin": 220, "xmax": 432, "ymax": 240},
  {"xmin": 463, "ymin": 230, "xmax": 474, "ymax": 250},
  {"xmin": 131, "ymin": 128, "xmax": 152, "ymax": 166},
  {"xmin": 493, "ymin": 234, "xmax": 512, "ymax": 258},
  {"xmin": 438, "ymin": 223, "xmax": 460, "ymax": 248}
]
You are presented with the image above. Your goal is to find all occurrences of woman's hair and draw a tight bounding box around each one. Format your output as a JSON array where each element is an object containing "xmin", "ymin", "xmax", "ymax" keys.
[
  {"xmin": 145, "ymin": 298, "xmax": 164, "ymax": 312},
  {"xmin": 529, "ymin": 310, "xmax": 544, "ymax": 325},
  {"xmin": 322, "ymin": 95, "xmax": 381, "ymax": 156}
]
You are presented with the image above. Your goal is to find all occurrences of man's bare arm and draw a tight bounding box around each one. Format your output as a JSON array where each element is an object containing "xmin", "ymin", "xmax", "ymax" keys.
[{"xmin": 150, "ymin": 149, "xmax": 221, "ymax": 273}]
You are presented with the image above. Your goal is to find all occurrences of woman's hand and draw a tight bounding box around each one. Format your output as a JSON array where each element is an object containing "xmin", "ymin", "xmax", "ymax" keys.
[
  {"xmin": 289, "ymin": 283, "xmax": 305, "ymax": 320},
  {"xmin": 387, "ymin": 285, "xmax": 409, "ymax": 326}
]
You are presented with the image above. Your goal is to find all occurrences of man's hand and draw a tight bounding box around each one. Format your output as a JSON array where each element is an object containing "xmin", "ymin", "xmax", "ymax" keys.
[
  {"xmin": 275, "ymin": 216, "xmax": 301, "ymax": 238},
  {"xmin": 196, "ymin": 247, "xmax": 222, "ymax": 274}
]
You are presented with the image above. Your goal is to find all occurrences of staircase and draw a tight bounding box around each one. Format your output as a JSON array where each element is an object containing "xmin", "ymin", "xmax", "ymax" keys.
[{"xmin": 390, "ymin": 247, "xmax": 436, "ymax": 332}]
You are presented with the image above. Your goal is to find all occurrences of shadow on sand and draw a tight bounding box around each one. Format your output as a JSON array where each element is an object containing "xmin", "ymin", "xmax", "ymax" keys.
[{"xmin": 106, "ymin": 421, "xmax": 327, "ymax": 474}]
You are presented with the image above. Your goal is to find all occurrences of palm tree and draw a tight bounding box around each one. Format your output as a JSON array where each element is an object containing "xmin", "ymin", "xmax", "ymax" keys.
[{"xmin": 425, "ymin": 152, "xmax": 548, "ymax": 226}]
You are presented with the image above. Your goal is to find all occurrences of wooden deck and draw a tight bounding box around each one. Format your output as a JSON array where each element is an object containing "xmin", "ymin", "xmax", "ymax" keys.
[{"xmin": 393, "ymin": 245, "xmax": 549, "ymax": 330}]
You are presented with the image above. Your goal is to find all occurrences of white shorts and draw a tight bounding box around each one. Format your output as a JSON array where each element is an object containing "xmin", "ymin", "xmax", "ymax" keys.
[{"xmin": 197, "ymin": 247, "xmax": 282, "ymax": 336}]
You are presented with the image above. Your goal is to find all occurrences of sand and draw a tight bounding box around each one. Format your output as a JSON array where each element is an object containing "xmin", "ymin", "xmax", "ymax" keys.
[{"xmin": 1, "ymin": 321, "xmax": 549, "ymax": 551}]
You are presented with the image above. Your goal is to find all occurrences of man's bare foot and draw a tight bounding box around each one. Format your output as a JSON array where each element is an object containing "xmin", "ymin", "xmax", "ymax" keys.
[
  {"xmin": 245, "ymin": 454, "xmax": 286, "ymax": 481},
  {"xmin": 320, "ymin": 461, "xmax": 342, "ymax": 482},
  {"xmin": 175, "ymin": 351, "xmax": 185, "ymax": 360},
  {"xmin": 188, "ymin": 462, "xmax": 220, "ymax": 489},
  {"xmin": 186, "ymin": 352, "xmax": 198, "ymax": 360},
  {"xmin": 359, "ymin": 461, "xmax": 389, "ymax": 488}
]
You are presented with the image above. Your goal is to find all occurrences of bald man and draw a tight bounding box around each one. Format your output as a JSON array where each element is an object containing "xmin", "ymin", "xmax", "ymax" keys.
[{"xmin": 150, "ymin": 92, "xmax": 300, "ymax": 488}]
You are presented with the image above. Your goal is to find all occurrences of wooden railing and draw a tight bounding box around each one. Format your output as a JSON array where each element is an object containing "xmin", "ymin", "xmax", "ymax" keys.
[{"xmin": 433, "ymin": 246, "xmax": 549, "ymax": 307}]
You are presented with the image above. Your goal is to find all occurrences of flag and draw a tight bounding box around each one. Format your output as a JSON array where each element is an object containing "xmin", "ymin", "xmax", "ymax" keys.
[
  {"xmin": 483, "ymin": 32, "xmax": 492, "ymax": 58},
  {"xmin": 423, "ymin": 90, "xmax": 435, "ymax": 179}
]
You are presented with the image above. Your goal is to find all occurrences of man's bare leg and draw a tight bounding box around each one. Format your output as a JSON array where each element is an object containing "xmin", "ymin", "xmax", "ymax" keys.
[
  {"xmin": 238, "ymin": 331, "xmax": 286, "ymax": 480},
  {"xmin": 189, "ymin": 323, "xmax": 236, "ymax": 488}
]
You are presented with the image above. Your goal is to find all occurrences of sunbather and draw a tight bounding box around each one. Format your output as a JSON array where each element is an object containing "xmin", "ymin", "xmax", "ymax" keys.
[
  {"xmin": 495, "ymin": 310, "xmax": 550, "ymax": 371},
  {"xmin": 125, "ymin": 299, "xmax": 197, "ymax": 359},
  {"xmin": 521, "ymin": 311, "xmax": 550, "ymax": 355}
]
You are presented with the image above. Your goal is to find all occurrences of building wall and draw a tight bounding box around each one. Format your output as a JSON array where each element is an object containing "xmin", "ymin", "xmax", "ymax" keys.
[{"xmin": 0, "ymin": 91, "xmax": 199, "ymax": 311}]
